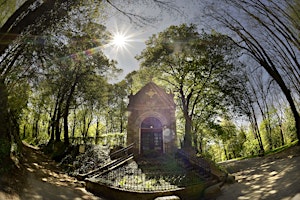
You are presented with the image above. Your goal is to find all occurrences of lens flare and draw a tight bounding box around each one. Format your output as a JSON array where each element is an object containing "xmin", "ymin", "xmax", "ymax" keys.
[{"xmin": 112, "ymin": 33, "xmax": 127, "ymax": 48}]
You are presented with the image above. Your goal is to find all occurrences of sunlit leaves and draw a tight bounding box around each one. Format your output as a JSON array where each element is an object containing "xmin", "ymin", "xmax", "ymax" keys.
[{"xmin": 137, "ymin": 23, "xmax": 242, "ymax": 148}]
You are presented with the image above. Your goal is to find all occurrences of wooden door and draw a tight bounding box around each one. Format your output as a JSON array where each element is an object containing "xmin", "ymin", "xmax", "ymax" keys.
[{"xmin": 140, "ymin": 117, "xmax": 163, "ymax": 155}]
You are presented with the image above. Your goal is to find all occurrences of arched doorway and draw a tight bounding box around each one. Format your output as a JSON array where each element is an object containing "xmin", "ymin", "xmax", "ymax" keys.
[{"xmin": 140, "ymin": 117, "xmax": 163, "ymax": 155}]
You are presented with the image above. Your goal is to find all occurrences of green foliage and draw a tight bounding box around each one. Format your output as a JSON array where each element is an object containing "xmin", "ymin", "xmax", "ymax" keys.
[
  {"xmin": 265, "ymin": 140, "xmax": 298, "ymax": 155},
  {"xmin": 13, "ymin": 8, "xmax": 123, "ymax": 147},
  {"xmin": 124, "ymin": 68, "xmax": 159, "ymax": 94},
  {"xmin": 241, "ymin": 130, "xmax": 260, "ymax": 157},
  {"xmin": 23, "ymin": 132, "xmax": 50, "ymax": 146},
  {"xmin": 260, "ymin": 120, "xmax": 271, "ymax": 151},
  {"xmin": 282, "ymin": 107, "xmax": 297, "ymax": 143},
  {"xmin": 207, "ymin": 119, "xmax": 246, "ymax": 161},
  {"xmin": 136, "ymin": 23, "xmax": 242, "ymax": 148},
  {"xmin": 206, "ymin": 142, "xmax": 226, "ymax": 162}
]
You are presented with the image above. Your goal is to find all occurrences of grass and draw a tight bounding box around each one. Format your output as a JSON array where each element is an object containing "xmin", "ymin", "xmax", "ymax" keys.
[
  {"xmin": 137, "ymin": 154, "xmax": 184, "ymax": 173},
  {"xmin": 97, "ymin": 154, "xmax": 206, "ymax": 191},
  {"xmin": 136, "ymin": 154, "xmax": 205, "ymax": 187},
  {"xmin": 264, "ymin": 140, "xmax": 298, "ymax": 155},
  {"xmin": 219, "ymin": 140, "xmax": 299, "ymax": 164}
]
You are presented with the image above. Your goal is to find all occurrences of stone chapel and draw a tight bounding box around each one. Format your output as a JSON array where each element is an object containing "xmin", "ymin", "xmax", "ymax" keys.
[{"xmin": 127, "ymin": 82, "xmax": 177, "ymax": 156}]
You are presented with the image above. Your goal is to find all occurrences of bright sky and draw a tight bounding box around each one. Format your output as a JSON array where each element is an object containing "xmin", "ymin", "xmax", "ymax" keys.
[{"xmin": 102, "ymin": 1, "xmax": 202, "ymax": 81}]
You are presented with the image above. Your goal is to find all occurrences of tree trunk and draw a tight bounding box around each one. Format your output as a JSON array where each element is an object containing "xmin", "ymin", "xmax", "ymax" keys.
[
  {"xmin": 264, "ymin": 64, "xmax": 300, "ymax": 145},
  {"xmin": 0, "ymin": 0, "xmax": 79, "ymax": 55},
  {"xmin": 95, "ymin": 118, "xmax": 100, "ymax": 144},
  {"xmin": 0, "ymin": 79, "xmax": 12, "ymax": 167},
  {"xmin": 49, "ymin": 98, "xmax": 59, "ymax": 143},
  {"xmin": 63, "ymin": 116, "xmax": 69, "ymax": 145},
  {"xmin": 9, "ymin": 113, "xmax": 23, "ymax": 153},
  {"xmin": 55, "ymin": 108, "xmax": 61, "ymax": 142},
  {"xmin": 223, "ymin": 145, "xmax": 229, "ymax": 160},
  {"xmin": 249, "ymin": 103, "xmax": 265, "ymax": 155},
  {"xmin": 280, "ymin": 88, "xmax": 300, "ymax": 145},
  {"xmin": 180, "ymin": 84, "xmax": 193, "ymax": 150},
  {"xmin": 54, "ymin": 93, "xmax": 65, "ymax": 142},
  {"xmin": 183, "ymin": 115, "xmax": 193, "ymax": 149},
  {"xmin": 279, "ymin": 124, "xmax": 285, "ymax": 147},
  {"xmin": 63, "ymin": 106, "xmax": 70, "ymax": 146},
  {"xmin": 63, "ymin": 80, "xmax": 78, "ymax": 145},
  {"xmin": 120, "ymin": 98, "xmax": 124, "ymax": 133},
  {"xmin": 71, "ymin": 109, "xmax": 76, "ymax": 143}
]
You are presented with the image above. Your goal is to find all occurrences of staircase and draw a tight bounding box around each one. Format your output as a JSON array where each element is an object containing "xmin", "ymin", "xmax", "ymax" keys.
[
  {"xmin": 77, "ymin": 143, "xmax": 134, "ymax": 180},
  {"xmin": 175, "ymin": 149, "xmax": 226, "ymax": 184}
]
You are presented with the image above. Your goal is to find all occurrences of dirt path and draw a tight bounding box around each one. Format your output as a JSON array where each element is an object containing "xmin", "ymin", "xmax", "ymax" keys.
[
  {"xmin": 0, "ymin": 143, "xmax": 104, "ymax": 200},
  {"xmin": 217, "ymin": 146, "xmax": 300, "ymax": 200},
  {"xmin": 2, "ymin": 144, "xmax": 300, "ymax": 200}
]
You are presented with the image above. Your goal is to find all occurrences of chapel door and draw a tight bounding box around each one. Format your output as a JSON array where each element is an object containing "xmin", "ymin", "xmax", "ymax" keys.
[{"xmin": 140, "ymin": 117, "xmax": 163, "ymax": 155}]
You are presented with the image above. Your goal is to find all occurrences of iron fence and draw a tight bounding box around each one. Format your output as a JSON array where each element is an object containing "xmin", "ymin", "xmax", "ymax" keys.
[
  {"xmin": 69, "ymin": 134, "xmax": 126, "ymax": 146},
  {"xmin": 94, "ymin": 167, "xmax": 203, "ymax": 192}
]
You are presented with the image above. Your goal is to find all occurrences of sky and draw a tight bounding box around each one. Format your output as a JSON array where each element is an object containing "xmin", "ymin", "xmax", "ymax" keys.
[
  {"xmin": 2, "ymin": 0, "xmax": 204, "ymax": 82},
  {"xmin": 102, "ymin": 1, "xmax": 202, "ymax": 81}
]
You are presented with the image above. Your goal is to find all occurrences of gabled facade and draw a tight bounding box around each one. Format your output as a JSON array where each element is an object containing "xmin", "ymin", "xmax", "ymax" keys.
[{"xmin": 127, "ymin": 82, "xmax": 177, "ymax": 156}]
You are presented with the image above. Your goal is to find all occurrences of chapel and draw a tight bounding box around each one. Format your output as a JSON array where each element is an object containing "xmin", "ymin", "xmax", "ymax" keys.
[{"xmin": 127, "ymin": 82, "xmax": 177, "ymax": 156}]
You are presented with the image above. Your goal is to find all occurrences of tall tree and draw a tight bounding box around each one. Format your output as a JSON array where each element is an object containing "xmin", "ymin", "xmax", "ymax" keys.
[
  {"xmin": 0, "ymin": 0, "xmax": 181, "ymax": 166},
  {"xmin": 230, "ymin": 69, "xmax": 265, "ymax": 154},
  {"xmin": 137, "ymin": 24, "xmax": 242, "ymax": 149},
  {"xmin": 205, "ymin": 0, "xmax": 300, "ymax": 144}
]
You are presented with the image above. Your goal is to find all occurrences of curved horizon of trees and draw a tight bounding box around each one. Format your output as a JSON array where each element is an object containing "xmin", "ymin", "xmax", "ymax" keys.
[
  {"xmin": 0, "ymin": 0, "xmax": 181, "ymax": 167},
  {"xmin": 0, "ymin": 0, "xmax": 299, "ymax": 168},
  {"xmin": 202, "ymin": 0, "xmax": 300, "ymax": 146}
]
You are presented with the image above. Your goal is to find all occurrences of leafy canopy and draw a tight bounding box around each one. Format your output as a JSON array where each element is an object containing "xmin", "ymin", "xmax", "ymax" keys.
[{"xmin": 136, "ymin": 23, "xmax": 242, "ymax": 148}]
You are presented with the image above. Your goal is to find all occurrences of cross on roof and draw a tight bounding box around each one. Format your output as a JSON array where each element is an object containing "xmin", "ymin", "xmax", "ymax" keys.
[{"xmin": 146, "ymin": 89, "xmax": 157, "ymax": 98}]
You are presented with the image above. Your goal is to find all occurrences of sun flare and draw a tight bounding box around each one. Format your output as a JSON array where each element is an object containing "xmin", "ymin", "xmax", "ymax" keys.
[
  {"xmin": 112, "ymin": 33, "xmax": 127, "ymax": 48},
  {"xmin": 104, "ymin": 23, "xmax": 143, "ymax": 59}
]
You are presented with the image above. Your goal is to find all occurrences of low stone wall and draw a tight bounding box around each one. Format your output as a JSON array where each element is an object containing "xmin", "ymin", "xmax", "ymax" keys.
[{"xmin": 86, "ymin": 178, "xmax": 206, "ymax": 200}]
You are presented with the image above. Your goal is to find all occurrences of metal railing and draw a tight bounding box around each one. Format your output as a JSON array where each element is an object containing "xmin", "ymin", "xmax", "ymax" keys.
[
  {"xmin": 176, "ymin": 149, "xmax": 211, "ymax": 177},
  {"xmin": 110, "ymin": 143, "xmax": 134, "ymax": 160},
  {"xmin": 96, "ymin": 168, "xmax": 203, "ymax": 192},
  {"xmin": 69, "ymin": 135, "xmax": 125, "ymax": 146},
  {"xmin": 77, "ymin": 144, "xmax": 134, "ymax": 180}
]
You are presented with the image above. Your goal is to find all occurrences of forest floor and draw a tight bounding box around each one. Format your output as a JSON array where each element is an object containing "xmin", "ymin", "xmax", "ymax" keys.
[
  {"xmin": 1, "ymin": 142, "xmax": 300, "ymax": 200},
  {"xmin": 218, "ymin": 145, "xmax": 300, "ymax": 200},
  {"xmin": 0, "ymin": 142, "xmax": 104, "ymax": 200}
]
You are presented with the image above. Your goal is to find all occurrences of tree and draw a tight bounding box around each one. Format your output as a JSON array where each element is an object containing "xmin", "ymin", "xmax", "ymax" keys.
[
  {"xmin": 0, "ymin": 0, "xmax": 93, "ymax": 169},
  {"xmin": 206, "ymin": 0, "xmax": 300, "ymax": 144},
  {"xmin": 0, "ymin": 0, "xmax": 182, "ymax": 166},
  {"xmin": 230, "ymin": 68, "xmax": 265, "ymax": 154},
  {"xmin": 0, "ymin": 79, "xmax": 11, "ymax": 166},
  {"xmin": 136, "ymin": 24, "xmax": 242, "ymax": 149}
]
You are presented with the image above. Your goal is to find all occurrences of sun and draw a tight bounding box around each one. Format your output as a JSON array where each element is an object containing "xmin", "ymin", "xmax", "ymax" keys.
[
  {"xmin": 104, "ymin": 23, "xmax": 143, "ymax": 60},
  {"xmin": 109, "ymin": 31, "xmax": 132, "ymax": 54},
  {"xmin": 105, "ymin": 30, "xmax": 133, "ymax": 56},
  {"xmin": 112, "ymin": 33, "xmax": 128, "ymax": 48}
]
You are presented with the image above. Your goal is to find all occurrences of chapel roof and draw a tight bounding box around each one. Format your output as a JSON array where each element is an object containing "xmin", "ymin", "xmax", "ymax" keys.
[{"xmin": 127, "ymin": 81, "xmax": 175, "ymax": 110}]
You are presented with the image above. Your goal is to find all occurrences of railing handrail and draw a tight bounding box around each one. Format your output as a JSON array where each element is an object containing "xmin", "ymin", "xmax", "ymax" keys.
[
  {"xmin": 176, "ymin": 149, "xmax": 211, "ymax": 174},
  {"xmin": 110, "ymin": 143, "xmax": 134, "ymax": 158},
  {"xmin": 77, "ymin": 152, "xmax": 134, "ymax": 180}
]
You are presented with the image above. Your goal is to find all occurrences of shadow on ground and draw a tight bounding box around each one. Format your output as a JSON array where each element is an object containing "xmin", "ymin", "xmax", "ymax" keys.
[
  {"xmin": 218, "ymin": 146, "xmax": 300, "ymax": 200},
  {"xmin": 1, "ymin": 143, "xmax": 104, "ymax": 200}
]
